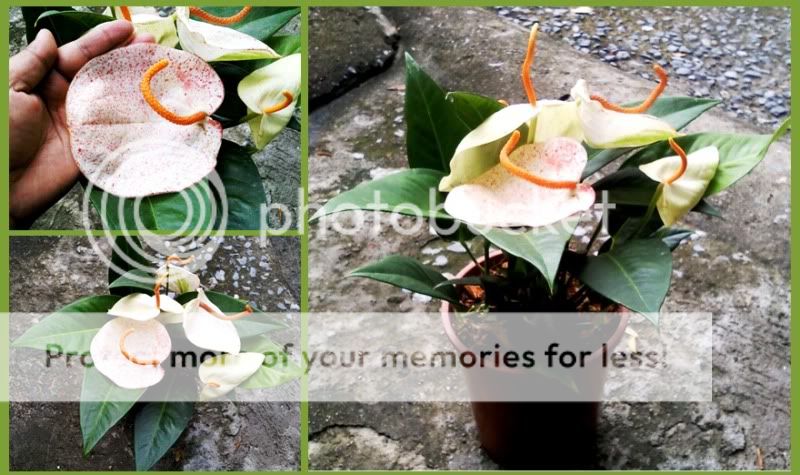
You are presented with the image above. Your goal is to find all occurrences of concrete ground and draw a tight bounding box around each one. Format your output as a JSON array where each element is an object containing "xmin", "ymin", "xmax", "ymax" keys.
[
  {"xmin": 9, "ymin": 236, "xmax": 300, "ymax": 470},
  {"xmin": 308, "ymin": 7, "xmax": 790, "ymax": 470},
  {"xmin": 8, "ymin": 7, "xmax": 301, "ymax": 231}
]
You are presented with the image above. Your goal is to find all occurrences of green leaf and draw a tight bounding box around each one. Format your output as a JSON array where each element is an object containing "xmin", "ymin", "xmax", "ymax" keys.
[
  {"xmin": 594, "ymin": 168, "xmax": 658, "ymax": 206},
  {"xmin": 108, "ymin": 236, "xmax": 153, "ymax": 289},
  {"xmin": 240, "ymin": 337, "xmax": 304, "ymax": 389},
  {"xmin": 621, "ymin": 120, "xmax": 789, "ymax": 195},
  {"xmin": 476, "ymin": 217, "xmax": 578, "ymax": 293},
  {"xmin": 22, "ymin": 7, "xmax": 73, "ymax": 43},
  {"xmin": 404, "ymin": 53, "xmax": 469, "ymax": 172},
  {"xmin": 175, "ymin": 291, "xmax": 286, "ymax": 337},
  {"xmin": 134, "ymin": 375, "xmax": 194, "ymax": 471},
  {"xmin": 350, "ymin": 255, "xmax": 460, "ymax": 304},
  {"xmin": 446, "ymin": 91, "xmax": 505, "ymax": 130},
  {"xmin": 653, "ymin": 228, "xmax": 693, "ymax": 251},
  {"xmin": 210, "ymin": 61, "xmax": 253, "ymax": 127},
  {"xmin": 580, "ymin": 239, "xmax": 672, "ymax": 323},
  {"xmin": 594, "ymin": 168, "xmax": 719, "ymax": 215},
  {"xmin": 81, "ymin": 366, "xmax": 145, "ymax": 455},
  {"xmin": 582, "ymin": 96, "xmax": 721, "ymax": 179},
  {"xmin": 12, "ymin": 295, "xmax": 120, "ymax": 353},
  {"xmin": 215, "ymin": 140, "xmax": 268, "ymax": 230},
  {"xmin": 311, "ymin": 168, "xmax": 448, "ymax": 221},
  {"xmin": 86, "ymin": 179, "xmax": 216, "ymax": 231},
  {"xmin": 109, "ymin": 269, "xmax": 156, "ymax": 293},
  {"xmin": 199, "ymin": 7, "xmax": 299, "ymax": 42},
  {"xmin": 267, "ymin": 34, "xmax": 301, "ymax": 56},
  {"xmin": 33, "ymin": 10, "xmax": 113, "ymax": 46}
]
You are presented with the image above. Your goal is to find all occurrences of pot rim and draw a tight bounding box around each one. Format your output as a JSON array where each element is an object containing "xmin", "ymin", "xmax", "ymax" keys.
[{"xmin": 440, "ymin": 250, "xmax": 630, "ymax": 374}]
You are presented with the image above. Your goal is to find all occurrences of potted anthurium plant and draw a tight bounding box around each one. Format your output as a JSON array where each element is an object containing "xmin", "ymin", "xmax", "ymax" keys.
[
  {"xmin": 312, "ymin": 24, "xmax": 789, "ymax": 468},
  {"xmin": 22, "ymin": 6, "xmax": 301, "ymax": 230},
  {"xmin": 12, "ymin": 236, "xmax": 303, "ymax": 471}
]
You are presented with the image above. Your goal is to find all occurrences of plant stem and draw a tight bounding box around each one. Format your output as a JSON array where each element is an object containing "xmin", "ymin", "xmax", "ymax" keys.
[
  {"xmin": 585, "ymin": 221, "xmax": 604, "ymax": 255},
  {"xmin": 483, "ymin": 239, "xmax": 490, "ymax": 273},
  {"xmin": 461, "ymin": 237, "xmax": 483, "ymax": 273},
  {"xmin": 634, "ymin": 183, "xmax": 663, "ymax": 238}
]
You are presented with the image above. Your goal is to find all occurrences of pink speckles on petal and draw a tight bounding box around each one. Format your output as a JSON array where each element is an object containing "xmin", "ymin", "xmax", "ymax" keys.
[
  {"xmin": 444, "ymin": 137, "xmax": 594, "ymax": 228},
  {"xmin": 66, "ymin": 43, "xmax": 225, "ymax": 197}
]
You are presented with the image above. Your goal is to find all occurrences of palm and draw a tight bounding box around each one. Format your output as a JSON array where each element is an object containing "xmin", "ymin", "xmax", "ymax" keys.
[
  {"xmin": 8, "ymin": 21, "xmax": 153, "ymax": 228},
  {"xmin": 9, "ymin": 72, "xmax": 77, "ymax": 226}
]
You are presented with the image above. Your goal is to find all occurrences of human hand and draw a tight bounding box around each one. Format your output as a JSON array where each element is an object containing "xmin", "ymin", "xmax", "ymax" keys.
[{"xmin": 9, "ymin": 20, "xmax": 155, "ymax": 229}]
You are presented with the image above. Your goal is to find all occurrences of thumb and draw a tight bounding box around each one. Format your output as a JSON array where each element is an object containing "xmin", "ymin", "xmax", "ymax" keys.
[{"xmin": 9, "ymin": 29, "xmax": 58, "ymax": 93}]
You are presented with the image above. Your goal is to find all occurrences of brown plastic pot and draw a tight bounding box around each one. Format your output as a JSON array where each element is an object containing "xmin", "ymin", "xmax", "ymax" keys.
[{"xmin": 441, "ymin": 251, "xmax": 629, "ymax": 469}]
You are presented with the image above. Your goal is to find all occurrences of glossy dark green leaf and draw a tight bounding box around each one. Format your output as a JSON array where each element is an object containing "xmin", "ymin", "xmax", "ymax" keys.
[
  {"xmin": 351, "ymin": 255, "xmax": 459, "ymax": 304},
  {"xmin": 86, "ymin": 179, "xmax": 216, "ymax": 231},
  {"xmin": 311, "ymin": 168, "xmax": 448, "ymax": 222},
  {"xmin": 108, "ymin": 236, "xmax": 153, "ymax": 289},
  {"xmin": 22, "ymin": 7, "xmax": 73, "ymax": 42},
  {"xmin": 81, "ymin": 366, "xmax": 145, "ymax": 455},
  {"xmin": 12, "ymin": 295, "xmax": 120, "ymax": 353},
  {"xmin": 621, "ymin": 119, "xmax": 789, "ymax": 195},
  {"xmin": 197, "ymin": 7, "xmax": 299, "ymax": 42},
  {"xmin": 134, "ymin": 376, "xmax": 194, "ymax": 471},
  {"xmin": 175, "ymin": 291, "xmax": 286, "ymax": 337},
  {"xmin": 404, "ymin": 53, "xmax": 469, "ymax": 172},
  {"xmin": 580, "ymin": 239, "xmax": 672, "ymax": 323},
  {"xmin": 210, "ymin": 61, "xmax": 253, "ymax": 127},
  {"xmin": 267, "ymin": 34, "xmax": 301, "ymax": 56},
  {"xmin": 582, "ymin": 96, "xmax": 721, "ymax": 179},
  {"xmin": 34, "ymin": 10, "xmax": 113, "ymax": 46},
  {"xmin": 446, "ymin": 91, "xmax": 505, "ymax": 130},
  {"xmin": 653, "ymin": 228, "xmax": 693, "ymax": 251},
  {"xmin": 215, "ymin": 140, "xmax": 267, "ymax": 230},
  {"xmin": 109, "ymin": 269, "xmax": 156, "ymax": 293},
  {"xmin": 476, "ymin": 217, "xmax": 578, "ymax": 293}
]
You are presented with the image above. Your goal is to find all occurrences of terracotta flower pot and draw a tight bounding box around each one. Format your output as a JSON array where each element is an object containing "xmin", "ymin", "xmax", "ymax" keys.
[{"xmin": 441, "ymin": 251, "xmax": 629, "ymax": 469}]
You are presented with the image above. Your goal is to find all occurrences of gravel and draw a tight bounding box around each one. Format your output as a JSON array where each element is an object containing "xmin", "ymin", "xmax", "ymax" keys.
[{"xmin": 494, "ymin": 6, "xmax": 790, "ymax": 131}]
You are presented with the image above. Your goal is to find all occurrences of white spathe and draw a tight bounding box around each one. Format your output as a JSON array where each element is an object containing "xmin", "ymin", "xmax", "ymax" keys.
[
  {"xmin": 237, "ymin": 54, "xmax": 301, "ymax": 149},
  {"xmin": 90, "ymin": 317, "xmax": 171, "ymax": 389},
  {"xmin": 182, "ymin": 289, "xmax": 241, "ymax": 354},
  {"xmin": 175, "ymin": 7, "xmax": 279, "ymax": 62},
  {"xmin": 639, "ymin": 146, "xmax": 720, "ymax": 226},
  {"xmin": 444, "ymin": 137, "xmax": 595, "ymax": 228},
  {"xmin": 570, "ymin": 79, "xmax": 677, "ymax": 149},
  {"xmin": 198, "ymin": 352, "xmax": 265, "ymax": 400},
  {"xmin": 155, "ymin": 264, "xmax": 201, "ymax": 294}
]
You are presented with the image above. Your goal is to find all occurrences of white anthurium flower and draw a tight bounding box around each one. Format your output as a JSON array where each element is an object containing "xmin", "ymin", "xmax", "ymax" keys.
[
  {"xmin": 156, "ymin": 294, "xmax": 184, "ymax": 324},
  {"xmin": 439, "ymin": 100, "xmax": 584, "ymax": 192},
  {"xmin": 175, "ymin": 7, "xmax": 279, "ymax": 62},
  {"xmin": 108, "ymin": 292, "xmax": 186, "ymax": 322},
  {"xmin": 440, "ymin": 23, "xmax": 677, "ymax": 198},
  {"xmin": 109, "ymin": 7, "xmax": 179, "ymax": 48},
  {"xmin": 90, "ymin": 317, "xmax": 171, "ymax": 389},
  {"xmin": 198, "ymin": 352, "xmax": 265, "ymax": 400},
  {"xmin": 183, "ymin": 289, "xmax": 251, "ymax": 354},
  {"xmin": 155, "ymin": 263, "xmax": 201, "ymax": 294},
  {"xmin": 237, "ymin": 53, "xmax": 301, "ymax": 149},
  {"xmin": 570, "ymin": 79, "xmax": 677, "ymax": 149},
  {"xmin": 107, "ymin": 293, "xmax": 160, "ymax": 321},
  {"xmin": 444, "ymin": 134, "xmax": 595, "ymax": 228},
  {"xmin": 639, "ymin": 141, "xmax": 720, "ymax": 226}
]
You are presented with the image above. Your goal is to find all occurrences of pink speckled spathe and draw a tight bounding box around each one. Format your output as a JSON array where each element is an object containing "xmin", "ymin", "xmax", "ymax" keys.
[
  {"xmin": 444, "ymin": 137, "xmax": 596, "ymax": 228},
  {"xmin": 66, "ymin": 43, "xmax": 224, "ymax": 198}
]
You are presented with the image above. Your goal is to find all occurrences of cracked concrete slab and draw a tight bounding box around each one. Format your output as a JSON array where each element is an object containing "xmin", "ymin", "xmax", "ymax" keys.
[
  {"xmin": 309, "ymin": 7, "xmax": 399, "ymax": 108},
  {"xmin": 308, "ymin": 7, "xmax": 790, "ymax": 470},
  {"xmin": 9, "ymin": 236, "xmax": 300, "ymax": 470}
]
